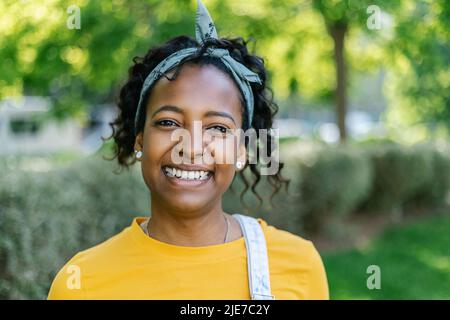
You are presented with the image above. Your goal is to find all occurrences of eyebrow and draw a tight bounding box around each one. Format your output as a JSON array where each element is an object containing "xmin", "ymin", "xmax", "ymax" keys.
[
  {"xmin": 204, "ymin": 111, "xmax": 236, "ymax": 125},
  {"xmin": 151, "ymin": 105, "xmax": 183, "ymax": 118},
  {"xmin": 151, "ymin": 105, "xmax": 236, "ymax": 125}
]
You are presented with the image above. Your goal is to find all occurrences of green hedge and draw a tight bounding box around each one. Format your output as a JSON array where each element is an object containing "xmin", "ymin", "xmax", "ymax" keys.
[
  {"xmin": 225, "ymin": 140, "xmax": 449, "ymax": 234},
  {"xmin": 409, "ymin": 144, "xmax": 450, "ymax": 207},
  {"xmin": 226, "ymin": 141, "xmax": 449, "ymax": 234},
  {"xmin": 359, "ymin": 143, "xmax": 434, "ymax": 213},
  {"xmin": 298, "ymin": 146, "xmax": 373, "ymax": 231},
  {"xmin": 0, "ymin": 157, "xmax": 148, "ymax": 299}
]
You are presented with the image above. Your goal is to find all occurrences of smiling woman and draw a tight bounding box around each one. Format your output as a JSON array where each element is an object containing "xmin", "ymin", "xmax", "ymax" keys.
[
  {"xmin": 47, "ymin": 0, "xmax": 328, "ymax": 300},
  {"xmin": 134, "ymin": 63, "xmax": 251, "ymax": 226}
]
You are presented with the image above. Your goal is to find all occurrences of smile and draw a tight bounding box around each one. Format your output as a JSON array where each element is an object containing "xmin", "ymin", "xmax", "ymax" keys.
[{"xmin": 161, "ymin": 165, "xmax": 214, "ymax": 186}]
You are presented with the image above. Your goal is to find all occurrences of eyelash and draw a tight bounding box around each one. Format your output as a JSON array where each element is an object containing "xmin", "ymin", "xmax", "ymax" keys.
[
  {"xmin": 154, "ymin": 119, "xmax": 178, "ymax": 127},
  {"xmin": 209, "ymin": 125, "xmax": 231, "ymax": 134},
  {"xmin": 154, "ymin": 120, "xmax": 231, "ymax": 134}
]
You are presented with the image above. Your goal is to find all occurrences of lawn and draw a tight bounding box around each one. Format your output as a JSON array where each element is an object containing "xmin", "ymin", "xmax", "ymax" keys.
[{"xmin": 322, "ymin": 212, "xmax": 450, "ymax": 299}]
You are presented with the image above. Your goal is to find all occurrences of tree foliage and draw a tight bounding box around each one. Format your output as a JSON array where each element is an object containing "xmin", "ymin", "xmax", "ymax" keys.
[{"xmin": 0, "ymin": 0, "xmax": 448, "ymax": 134}]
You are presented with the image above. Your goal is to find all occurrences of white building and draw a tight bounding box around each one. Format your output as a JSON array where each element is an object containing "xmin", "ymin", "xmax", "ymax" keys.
[{"xmin": 0, "ymin": 96, "xmax": 114, "ymax": 155}]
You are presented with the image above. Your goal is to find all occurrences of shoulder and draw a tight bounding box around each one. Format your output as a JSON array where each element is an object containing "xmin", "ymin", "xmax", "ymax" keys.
[
  {"xmin": 258, "ymin": 218, "xmax": 316, "ymax": 255},
  {"xmin": 47, "ymin": 227, "xmax": 131, "ymax": 300},
  {"xmin": 47, "ymin": 251, "xmax": 86, "ymax": 299},
  {"xmin": 258, "ymin": 218, "xmax": 330, "ymax": 300}
]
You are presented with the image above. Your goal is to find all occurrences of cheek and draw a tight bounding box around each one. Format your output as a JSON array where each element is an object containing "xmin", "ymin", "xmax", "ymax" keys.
[
  {"xmin": 140, "ymin": 132, "xmax": 173, "ymax": 183},
  {"xmin": 206, "ymin": 135, "xmax": 239, "ymax": 165},
  {"xmin": 213, "ymin": 163, "xmax": 236, "ymax": 193},
  {"xmin": 209, "ymin": 137, "xmax": 239, "ymax": 188}
]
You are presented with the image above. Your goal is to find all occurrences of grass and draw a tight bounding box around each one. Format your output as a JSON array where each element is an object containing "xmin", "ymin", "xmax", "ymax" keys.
[{"xmin": 322, "ymin": 212, "xmax": 450, "ymax": 299}]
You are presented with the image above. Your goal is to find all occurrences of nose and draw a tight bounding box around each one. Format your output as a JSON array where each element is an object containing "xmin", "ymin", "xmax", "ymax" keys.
[{"xmin": 177, "ymin": 120, "xmax": 208, "ymax": 164}]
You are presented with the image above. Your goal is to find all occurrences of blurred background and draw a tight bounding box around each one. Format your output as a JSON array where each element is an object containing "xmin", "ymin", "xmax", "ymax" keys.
[{"xmin": 0, "ymin": 0, "xmax": 449, "ymax": 299}]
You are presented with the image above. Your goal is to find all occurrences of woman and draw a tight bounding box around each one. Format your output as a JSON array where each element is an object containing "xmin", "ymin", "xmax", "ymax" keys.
[{"xmin": 48, "ymin": 0, "xmax": 329, "ymax": 300}]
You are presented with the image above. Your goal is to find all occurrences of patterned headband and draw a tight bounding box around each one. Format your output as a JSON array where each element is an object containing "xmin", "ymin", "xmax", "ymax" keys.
[{"xmin": 134, "ymin": 0, "xmax": 262, "ymax": 134}]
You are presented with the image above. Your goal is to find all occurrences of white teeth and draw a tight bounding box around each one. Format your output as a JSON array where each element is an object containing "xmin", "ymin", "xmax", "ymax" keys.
[{"xmin": 163, "ymin": 167, "xmax": 211, "ymax": 180}]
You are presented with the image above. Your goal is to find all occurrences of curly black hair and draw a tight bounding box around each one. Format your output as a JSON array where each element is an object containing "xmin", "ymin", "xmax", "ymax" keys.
[{"xmin": 106, "ymin": 35, "xmax": 290, "ymax": 208}]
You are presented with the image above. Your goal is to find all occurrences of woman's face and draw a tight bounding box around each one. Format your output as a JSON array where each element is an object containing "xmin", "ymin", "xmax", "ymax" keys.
[{"xmin": 135, "ymin": 63, "xmax": 247, "ymax": 213}]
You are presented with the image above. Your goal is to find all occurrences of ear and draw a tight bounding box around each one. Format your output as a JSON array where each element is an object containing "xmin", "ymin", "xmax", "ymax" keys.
[{"xmin": 134, "ymin": 132, "xmax": 144, "ymax": 161}]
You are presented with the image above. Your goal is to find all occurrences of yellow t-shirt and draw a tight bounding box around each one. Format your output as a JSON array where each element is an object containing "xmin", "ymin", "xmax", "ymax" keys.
[{"xmin": 48, "ymin": 216, "xmax": 329, "ymax": 300}]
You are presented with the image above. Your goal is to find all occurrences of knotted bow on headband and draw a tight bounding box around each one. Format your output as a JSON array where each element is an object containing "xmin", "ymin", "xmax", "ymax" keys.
[{"xmin": 134, "ymin": 0, "xmax": 262, "ymax": 134}]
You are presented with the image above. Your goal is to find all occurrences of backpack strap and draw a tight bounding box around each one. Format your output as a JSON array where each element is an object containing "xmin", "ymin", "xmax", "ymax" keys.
[{"xmin": 233, "ymin": 214, "xmax": 275, "ymax": 300}]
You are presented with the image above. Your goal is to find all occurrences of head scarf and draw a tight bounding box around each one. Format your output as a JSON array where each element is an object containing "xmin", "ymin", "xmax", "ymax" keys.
[{"xmin": 134, "ymin": 0, "xmax": 262, "ymax": 134}]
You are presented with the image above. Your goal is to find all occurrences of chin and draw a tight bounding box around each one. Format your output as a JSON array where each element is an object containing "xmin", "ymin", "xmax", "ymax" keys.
[{"xmin": 168, "ymin": 194, "xmax": 213, "ymax": 212}]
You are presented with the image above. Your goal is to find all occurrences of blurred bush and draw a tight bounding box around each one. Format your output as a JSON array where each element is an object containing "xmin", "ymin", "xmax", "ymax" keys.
[
  {"xmin": 407, "ymin": 143, "xmax": 450, "ymax": 207},
  {"xmin": 227, "ymin": 140, "xmax": 449, "ymax": 234},
  {"xmin": 298, "ymin": 146, "xmax": 373, "ymax": 232},
  {"xmin": 359, "ymin": 143, "xmax": 434, "ymax": 215},
  {"xmin": 0, "ymin": 157, "xmax": 148, "ymax": 299}
]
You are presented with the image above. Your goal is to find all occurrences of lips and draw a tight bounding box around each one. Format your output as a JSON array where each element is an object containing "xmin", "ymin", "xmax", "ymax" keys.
[{"xmin": 161, "ymin": 164, "xmax": 214, "ymax": 187}]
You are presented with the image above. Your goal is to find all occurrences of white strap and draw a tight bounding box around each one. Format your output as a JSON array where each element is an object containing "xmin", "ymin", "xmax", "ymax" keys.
[{"xmin": 233, "ymin": 214, "xmax": 275, "ymax": 300}]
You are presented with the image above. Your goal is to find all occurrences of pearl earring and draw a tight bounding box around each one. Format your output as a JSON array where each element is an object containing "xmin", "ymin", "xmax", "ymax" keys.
[
  {"xmin": 236, "ymin": 161, "xmax": 243, "ymax": 169},
  {"xmin": 135, "ymin": 150, "xmax": 143, "ymax": 159}
]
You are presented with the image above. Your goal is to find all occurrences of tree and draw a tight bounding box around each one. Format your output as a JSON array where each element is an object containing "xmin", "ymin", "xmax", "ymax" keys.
[
  {"xmin": 0, "ymin": 0, "xmax": 191, "ymax": 119},
  {"xmin": 385, "ymin": 0, "xmax": 450, "ymax": 134},
  {"xmin": 313, "ymin": 0, "xmax": 350, "ymax": 141},
  {"xmin": 1, "ymin": 0, "xmax": 448, "ymax": 139},
  {"xmin": 312, "ymin": 0, "xmax": 402, "ymax": 142}
]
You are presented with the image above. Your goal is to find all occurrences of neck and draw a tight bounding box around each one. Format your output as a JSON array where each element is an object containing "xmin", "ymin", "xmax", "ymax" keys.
[{"xmin": 147, "ymin": 198, "xmax": 230, "ymax": 247}]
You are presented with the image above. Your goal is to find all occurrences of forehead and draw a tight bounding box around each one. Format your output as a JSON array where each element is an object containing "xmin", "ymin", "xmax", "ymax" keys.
[{"xmin": 146, "ymin": 64, "xmax": 243, "ymax": 122}]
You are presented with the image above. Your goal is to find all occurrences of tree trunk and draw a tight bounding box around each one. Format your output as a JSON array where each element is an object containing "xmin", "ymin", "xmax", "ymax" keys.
[{"xmin": 329, "ymin": 23, "xmax": 348, "ymax": 142}]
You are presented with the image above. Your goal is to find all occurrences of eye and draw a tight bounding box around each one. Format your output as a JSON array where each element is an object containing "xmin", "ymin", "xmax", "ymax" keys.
[
  {"xmin": 207, "ymin": 125, "xmax": 231, "ymax": 134},
  {"xmin": 154, "ymin": 119, "xmax": 179, "ymax": 127}
]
